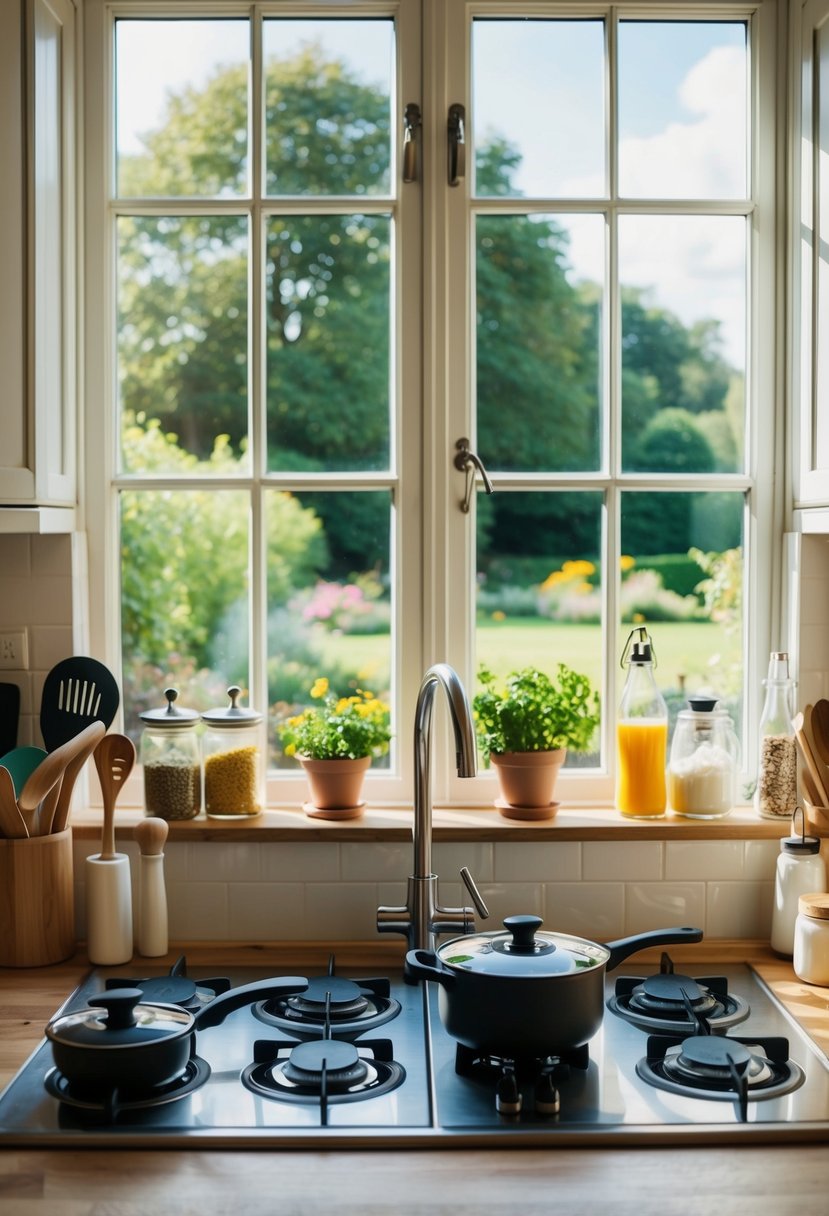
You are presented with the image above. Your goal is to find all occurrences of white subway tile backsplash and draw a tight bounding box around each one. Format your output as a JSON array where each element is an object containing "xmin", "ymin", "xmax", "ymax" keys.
[
  {"xmin": 494, "ymin": 841, "xmax": 581, "ymax": 883},
  {"xmin": 625, "ymin": 882, "xmax": 706, "ymax": 936},
  {"xmin": 303, "ymin": 883, "xmax": 380, "ymax": 940},
  {"xmin": 187, "ymin": 841, "xmax": 263, "ymax": 882},
  {"xmin": 707, "ymin": 881, "xmax": 774, "ymax": 939},
  {"xmin": 743, "ymin": 838, "xmax": 780, "ymax": 881},
  {"xmin": 167, "ymin": 881, "xmax": 228, "ymax": 940},
  {"xmin": 261, "ymin": 842, "xmax": 340, "ymax": 883},
  {"xmin": 228, "ymin": 882, "xmax": 305, "ymax": 939},
  {"xmin": 433, "ymin": 842, "xmax": 494, "ymax": 882},
  {"xmin": 473, "ymin": 882, "xmax": 543, "ymax": 924},
  {"xmin": 341, "ymin": 841, "xmax": 411, "ymax": 882},
  {"xmin": 543, "ymin": 882, "xmax": 625, "ymax": 940},
  {"xmin": 30, "ymin": 625, "xmax": 74, "ymax": 671},
  {"xmin": 665, "ymin": 839, "xmax": 744, "ymax": 881},
  {"xmin": 583, "ymin": 840, "xmax": 663, "ymax": 881},
  {"xmin": 0, "ymin": 536, "xmax": 31, "ymax": 580},
  {"xmin": 27, "ymin": 578, "xmax": 72, "ymax": 626}
]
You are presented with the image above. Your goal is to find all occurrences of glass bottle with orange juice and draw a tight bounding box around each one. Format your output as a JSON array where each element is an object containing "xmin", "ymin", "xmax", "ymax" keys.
[{"xmin": 617, "ymin": 627, "xmax": 668, "ymax": 818}]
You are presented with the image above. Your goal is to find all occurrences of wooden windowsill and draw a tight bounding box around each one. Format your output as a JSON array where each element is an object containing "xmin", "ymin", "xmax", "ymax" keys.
[{"xmin": 68, "ymin": 804, "xmax": 794, "ymax": 843}]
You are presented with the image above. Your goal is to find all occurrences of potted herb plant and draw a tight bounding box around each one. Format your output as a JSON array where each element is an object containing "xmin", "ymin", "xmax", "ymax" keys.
[
  {"xmin": 278, "ymin": 678, "xmax": 392, "ymax": 820},
  {"xmin": 473, "ymin": 664, "xmax": 600, "ymax": 819}
]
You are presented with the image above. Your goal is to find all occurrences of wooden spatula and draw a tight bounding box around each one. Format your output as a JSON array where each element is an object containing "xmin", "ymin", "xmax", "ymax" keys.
[
  {"xmin": 94, "ymin": 734, "xmax": 136, "ymax": 859},
  {"xmin": 794, "ymin": 709, "xmax": 829, "ymax": 806},
  {"xmin": 17, "ymin": 721, "xmax": 106, "ymax": 836}
]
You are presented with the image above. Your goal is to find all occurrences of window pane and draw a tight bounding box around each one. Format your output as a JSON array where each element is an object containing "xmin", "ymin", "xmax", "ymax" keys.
[
  {"xmin": 267, "ymin": 490, "xmax": 392, "ymax": 769},
  {"xmin": 266, "ymin": 215, "xmax": 390, "ymax": 472},
  {"xmin": 477, "ymin": 214, "xmax": 603, "ymax": 473},
  {"xmin": 118, "ymin": 216, "xmax": 249, "ymax": 474},
  {"xmin": 618, "ymin": 21, "xmax": 748, "ymax": 199},
  {"xmin": 263, "ymin": 19, "xmax": 393, "ymax": 196},
  {"xmin": 476, "ymin": 491, "xmax": 603, "ymax": 768},
  {"xmin": 473, "ymin": 19, "xmax": 605, "ymax": 198},
  {"xmin": 620, "ymin": 491, "xmax": 744, "ymax": 738},
  {"xmin": 619, "ymin": 215, "xmax": 746, "ymax": 474},
  {"xmin": 120, "ymin": 489, "xmax": 250, "ymax": 738},
  {"xmin": 115, "ymin": 19, "xmax": 249, "ymax": 199}
]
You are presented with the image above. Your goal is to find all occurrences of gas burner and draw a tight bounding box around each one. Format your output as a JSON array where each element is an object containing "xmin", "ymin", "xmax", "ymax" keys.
[
  {"xmin": 454, "ymin": 1042, "xmax": 589, "ymax": 1118},
  {"xmin": 105, "ymin": 955, "xmax": 231, "ymax": 1013},
  {"xmin": 254, "ymin": 973, "xmax": 401, "ymax": 1038},
  {"xmin": 241, "ymin": 1036, "xmax": 406, "ymax": 1115},
  {"xmin": 607, "ymin": 953, "xmax": 750, "ymax": 1034},
  {"xmin": 44, "ymin": 1056, "xmax": 211, "ymax": 1120},
  {"xmin": 636, "ymin": 1033, "xmax": 804, "ymax": 1121}
]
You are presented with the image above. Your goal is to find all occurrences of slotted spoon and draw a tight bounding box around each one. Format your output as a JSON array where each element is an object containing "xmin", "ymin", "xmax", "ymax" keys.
[
  {"xmin": 93, "ymin": 733, "xmax": 136, "ymax": 859},
  {"xmin": 40, "ymin": 657, "xmax": 120, "ymax": 751}
]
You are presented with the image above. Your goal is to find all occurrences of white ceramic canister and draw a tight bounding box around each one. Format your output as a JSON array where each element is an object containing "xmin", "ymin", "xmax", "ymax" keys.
[
  {"xmin": 770, "ymin": 808, "xmax": 826, "ymax": 956},
  {"xmin": 793, "ymin": 893, "xmax": 829, "ymax": 986}
]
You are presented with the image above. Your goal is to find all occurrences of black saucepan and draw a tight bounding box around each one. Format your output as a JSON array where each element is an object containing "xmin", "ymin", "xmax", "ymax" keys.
[
  {"xmin": 406, "ymin": 916, "xmax": 703, "ymax": 1055},
  {"xmin": 45, "ymin": 976, "xmax": 308, "ymax": 1092}
]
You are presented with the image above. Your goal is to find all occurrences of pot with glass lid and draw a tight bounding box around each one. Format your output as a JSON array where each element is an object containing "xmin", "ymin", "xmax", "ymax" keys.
[{"xmin": 406, "ymin": 916, "xmax": 702, "ymax": 1056}]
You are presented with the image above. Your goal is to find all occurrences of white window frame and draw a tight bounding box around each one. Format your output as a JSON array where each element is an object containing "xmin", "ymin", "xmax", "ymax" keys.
[{"xmin": 81, "ymin": 0, "xmax": 785, "ymax": 812}]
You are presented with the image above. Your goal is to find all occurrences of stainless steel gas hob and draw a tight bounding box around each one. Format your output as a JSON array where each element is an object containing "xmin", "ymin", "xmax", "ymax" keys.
[{"xmin": 2, "ymin": 954, "xmax": 829, "ymax": 1147}]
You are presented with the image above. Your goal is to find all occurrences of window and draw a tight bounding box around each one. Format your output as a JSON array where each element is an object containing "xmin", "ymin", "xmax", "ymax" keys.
[{"xmin": 84, "ymin": 0, "xmax": 780, "ymax": 809}]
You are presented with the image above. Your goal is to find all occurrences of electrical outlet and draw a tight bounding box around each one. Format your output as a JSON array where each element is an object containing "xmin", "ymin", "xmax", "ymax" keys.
[{"xmin": 0, "ymin": 630, "xmax": 29, "ymax": 670}]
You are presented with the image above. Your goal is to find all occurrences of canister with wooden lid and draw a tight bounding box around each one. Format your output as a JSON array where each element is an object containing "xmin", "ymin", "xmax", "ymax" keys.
[{"xmin": 793, "ymin": 893, "xmax": 829, "ymax": 986}]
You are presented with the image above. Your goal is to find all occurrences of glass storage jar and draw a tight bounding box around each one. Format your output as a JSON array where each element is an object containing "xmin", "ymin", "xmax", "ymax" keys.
[
  {"xmin": 793, "ymin": 893, "xmax": 829, "ymax": 986},
  {"xmin": 139, "ymin": 688, "xmax": 201, "ymax": 821},
  {"xmin": 667, "ymin": 695, "xmax": 739, "ymax": 819},
  {"xmin": 202, "ymin": 687, "xmax": 263, "ymax": 819}
]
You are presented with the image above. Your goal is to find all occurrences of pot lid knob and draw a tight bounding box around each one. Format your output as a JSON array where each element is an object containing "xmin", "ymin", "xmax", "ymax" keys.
[
  {"xmin": 504, "ymin": 914, "xmax": 548, "ymax": 953},
  {"xmin": 87, "ymin": 988, "xmax": 143, "ymax": 1031}
]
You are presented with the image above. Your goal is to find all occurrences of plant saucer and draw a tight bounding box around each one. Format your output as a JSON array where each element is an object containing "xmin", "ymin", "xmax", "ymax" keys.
[
  {"xmin": 303, "ymin": 800, "xmax": 366, "ymax": 822},
  {"xmin": 494, "ymin": 797, "xmax": 560, "ymax": 822}
]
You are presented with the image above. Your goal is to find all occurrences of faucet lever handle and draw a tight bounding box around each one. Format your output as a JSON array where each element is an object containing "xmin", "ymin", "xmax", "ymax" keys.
[{"xmin": 460, "ymin": 867, "xmax": 489, "ymax": 919}]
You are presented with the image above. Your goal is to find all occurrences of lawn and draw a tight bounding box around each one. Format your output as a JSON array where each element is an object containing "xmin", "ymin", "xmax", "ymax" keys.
[{"xmin": 318, "ymin": 618, "xmax": 740, "ymax": 701}]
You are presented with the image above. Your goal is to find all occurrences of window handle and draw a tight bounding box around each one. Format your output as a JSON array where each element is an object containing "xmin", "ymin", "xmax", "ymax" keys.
[
  {"xmin": 448, "ymin": 103, "xmax": 465, "ymax": 187},
  {"xmin": 403, "ymin": 102, "xmax": 421, "ymax": 183},
  {"xmin": 454, "ymin": 437, "xmax": 494, "ymax": 513}
]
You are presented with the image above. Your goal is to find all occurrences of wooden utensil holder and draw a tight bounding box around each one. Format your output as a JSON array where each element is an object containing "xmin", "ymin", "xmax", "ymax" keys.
[{"xmin": 0, "ymin": 829, "xmax": 75, "ymax": 967}]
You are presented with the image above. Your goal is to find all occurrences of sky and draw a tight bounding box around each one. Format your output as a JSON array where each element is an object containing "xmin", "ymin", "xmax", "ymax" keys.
[{"xmin": 115, "ymin": 16, "xmax": 748, "ymax": 367}]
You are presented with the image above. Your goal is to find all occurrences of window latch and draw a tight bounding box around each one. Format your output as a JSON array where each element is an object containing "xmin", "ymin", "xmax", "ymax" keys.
[
  {"xmin": 454, "ymin": 437, "xmax": 494, "ymax": 513},
  {"xmin": 448, "ymin": 103, "xmax": 465, "ymax": 187},
  {"xmin": 403, "ymin": 102, "xmax": 421, "ymax": 183}
]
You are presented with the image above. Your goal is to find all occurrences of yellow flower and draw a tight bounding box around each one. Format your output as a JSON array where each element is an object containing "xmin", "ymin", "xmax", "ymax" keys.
[
  {"xmin": 620, "ymin": 555, "xmax": 636, "ymax": 572},
  {"xmin": 284, "ymin": 742, "xmax": 296, "ymax": 757},
  {"xmin": 492, "ymin": 610, "xmax": 506, "ymax": 621},
  {"xmin": 310, "ymin": 677, "xmax": 329, "ymax": 699},
  {"xmin": 562, "ymin": 559, "xmax": 595, "ymax": 576}
]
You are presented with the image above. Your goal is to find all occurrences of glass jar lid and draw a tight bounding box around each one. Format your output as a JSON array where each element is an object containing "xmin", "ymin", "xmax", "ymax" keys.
[
  {"xmin": 436, "ymin": 915, "xmax": 608, "ymax": 977},
  {"xmin": 139, "ymin": 687, "xmax": 200, "ymax": 728},
  {"xmin": 202, "ymin": 686, "xmax": 262, "ymax": 727}
]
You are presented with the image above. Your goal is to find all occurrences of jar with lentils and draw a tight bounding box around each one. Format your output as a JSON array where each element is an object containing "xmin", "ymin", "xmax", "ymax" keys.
[
  {"xmin": 139, "ymin": 688, "xmax": 201, "ymax": 820},
  {"xmin": 202, "ymin": 687, "xmax": 263, "ymax": 819}
]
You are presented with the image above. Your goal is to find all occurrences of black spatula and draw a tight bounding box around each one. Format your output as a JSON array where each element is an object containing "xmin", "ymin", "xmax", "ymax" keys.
[
  {"xmin": 0, "ymin": 683, "xmax": 20, "ymax": 756},
  {"xmin": 40, "ymin": 656, "xmax": 120, "ymax": 750}
]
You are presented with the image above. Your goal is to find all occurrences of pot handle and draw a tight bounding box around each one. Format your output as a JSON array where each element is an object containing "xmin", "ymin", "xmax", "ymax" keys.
[
  {"xmin": 404, "ymin": 949, "xmax": 457, "ymax": 989},
  {"xmin": 194, "ymin": 976, "xmax": 308, "ymax": 1030},
  {"xmin": 604, "ymin": 926, "xmax": 703, "ymax": 972}
]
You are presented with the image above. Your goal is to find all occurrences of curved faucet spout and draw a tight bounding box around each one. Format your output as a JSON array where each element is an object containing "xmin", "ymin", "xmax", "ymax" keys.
[
  {"xmin": 377, "ymin": 663, "xmax": 482, "ymax": 956},
  {"xmin": 413, "ymin": 664, "xmax": 477, "ymax": 881}
]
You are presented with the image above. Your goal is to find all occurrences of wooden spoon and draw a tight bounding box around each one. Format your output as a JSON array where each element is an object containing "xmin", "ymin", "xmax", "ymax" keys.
[
  {"xmin": 94, "ymin": 734, "xmax": 136, "ymax": 859},
  {"xmin": 810, "ymin": 699, "xmax": 829, "ymax": 769},
  {"xmin": 50, "ymin": 721, "xmax": 107, "ymax": 835},
  {"xmin": 794, "ymin": 710, "xmax": 829, "ymax": 806},
  {"xmin": 0, "ymin": 766, "xmax": 29, "ymax": 838},
  {"xmin": 802, "ymin": 705, "xmax": 829, "ymax": 803},
  {"xmin": 17, "ymin": 721, "xmax": 106, "ymax": 836}
]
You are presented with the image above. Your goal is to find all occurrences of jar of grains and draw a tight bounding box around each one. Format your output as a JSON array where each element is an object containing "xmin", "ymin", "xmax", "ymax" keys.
[
  {"xmin": 201, "ymin": 687, "xmax": 263, "ymax": 819},
  {"xmin": 139, "ymin": 688, "xmax": 201, "ymax": 821},
  {"xmin": 754, "ymin": 651, "xmax": 798, "ymax": 820}
]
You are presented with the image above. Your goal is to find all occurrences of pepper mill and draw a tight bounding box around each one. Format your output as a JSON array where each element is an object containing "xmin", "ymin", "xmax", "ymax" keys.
[{"xmin": 134, "ymin": 817, "xmax": 169, "ymax": 957}]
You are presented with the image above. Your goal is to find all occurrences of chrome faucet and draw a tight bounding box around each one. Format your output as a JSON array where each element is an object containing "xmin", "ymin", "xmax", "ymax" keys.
[{"xmin": 377, "ymin": 663, "xmax": 488, "ymax": 956}]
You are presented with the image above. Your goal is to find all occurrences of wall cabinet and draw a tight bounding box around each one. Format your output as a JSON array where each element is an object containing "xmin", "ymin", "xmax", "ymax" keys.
[{"xmin": 0, "ymin": 0, "xmax": 76, "ymax": 527}]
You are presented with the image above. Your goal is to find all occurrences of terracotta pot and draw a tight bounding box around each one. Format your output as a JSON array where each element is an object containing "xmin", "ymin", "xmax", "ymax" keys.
[
  {"xmin": 490, "ymin": 748, "xmax": 566, "ymax": 820},
  {"xmin": 300, "ymin": 755, "xmax": 371, "ymax": 820}
]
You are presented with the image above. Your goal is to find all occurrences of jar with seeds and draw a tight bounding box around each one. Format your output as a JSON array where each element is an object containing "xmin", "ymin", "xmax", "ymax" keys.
[
  {"xmin": 139, "ymin": 688, "xmax": 201, "ymax": 821},
  {"xmin": 755, "ymin": 651, "xmax": 798, "ymax": 820},
  {"xmin": 202, "ymin": 686, "xmax": 263, "ymax": 819}
]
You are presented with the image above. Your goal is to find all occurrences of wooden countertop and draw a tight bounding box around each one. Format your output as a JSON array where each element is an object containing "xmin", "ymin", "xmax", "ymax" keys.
[{"xmin": 1, "ymin": 943, "xmax": 828, "ymax": 1214}]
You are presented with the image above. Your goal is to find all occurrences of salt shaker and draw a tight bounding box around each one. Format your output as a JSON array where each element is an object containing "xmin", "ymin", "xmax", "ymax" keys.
[
  {"xmin": 770, "ymin": 807, "xmax": 826, "ymax": 956},
  {"xmin": 134, "ymin": 817, "xmax": 169, "ymax": 958}
]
